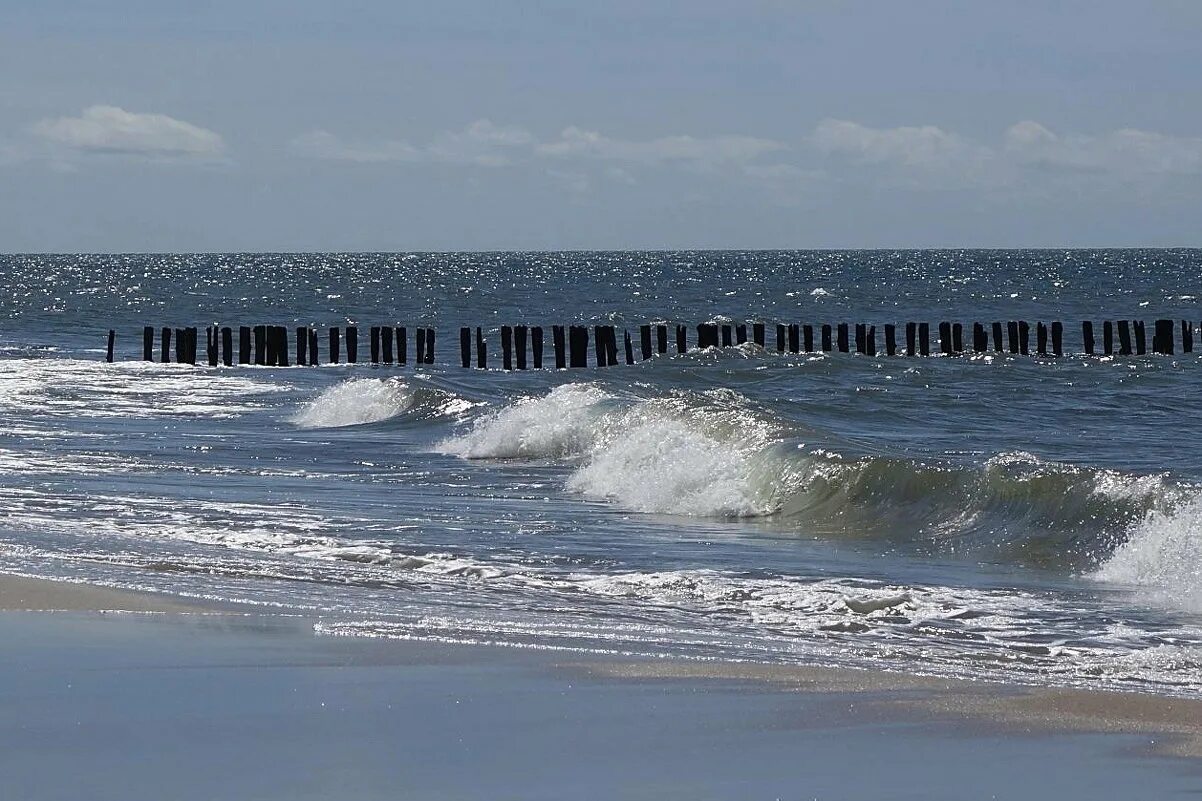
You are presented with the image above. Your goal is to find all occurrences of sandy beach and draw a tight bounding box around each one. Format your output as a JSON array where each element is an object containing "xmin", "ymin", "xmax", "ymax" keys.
[{"xmin": 2, "ymin": 572, "xmax": 1200, "ymax": 801}]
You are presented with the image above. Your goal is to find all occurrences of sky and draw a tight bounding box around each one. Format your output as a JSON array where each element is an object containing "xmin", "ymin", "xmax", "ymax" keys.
[{"xmin": 1, "ymin": 1, "xmax": 1201, "ymax": 252}]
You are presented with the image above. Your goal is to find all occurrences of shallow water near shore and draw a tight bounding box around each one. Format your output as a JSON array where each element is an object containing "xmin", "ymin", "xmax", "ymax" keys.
[{"xmin": 1, "ymin": 250, "xmax": 1200, "ymax": 696}]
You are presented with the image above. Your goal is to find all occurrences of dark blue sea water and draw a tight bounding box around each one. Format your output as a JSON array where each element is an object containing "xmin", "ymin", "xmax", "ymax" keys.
[{"xmin": 1, "ymin": 250, "xmax": 1200, "ymax": 694}]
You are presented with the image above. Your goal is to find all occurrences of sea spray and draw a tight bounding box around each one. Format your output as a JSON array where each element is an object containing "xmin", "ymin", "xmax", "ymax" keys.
[
  {"xmin": 292, "ymin": 378, "xmax": 413, "ymax": 428},
  {"xmin": 1093, "ymin": 493, "xmax": 1202, "ymax": 612}
]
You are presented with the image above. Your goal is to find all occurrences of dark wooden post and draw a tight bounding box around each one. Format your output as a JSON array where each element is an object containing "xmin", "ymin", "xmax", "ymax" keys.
[
  {"xmin": 143, "ymin": 327, "xmax": 154, "ymax": 361},
  {"xmin": 381, "ymin": 326, "xmax": 394, "ymax": 363},
  {"xmin": 1082, "ymin": 321, "xmax": 1095, "ymax": 355},
  {"xmin": 698, "ymin": 323, "xmax": 719, "ymax": 349},
  {"xmin": 991, "ymin": 322, "xmax": 1003, "ymax": 352},
  {"xmin": 1018, "ymin": 321, "xmax": 1029, "ymax": 355},
  {"xmin": 424, "ymin": 328, "xmax": 434, "ymax": 364},
  {"xmin": 329, "ymin": 327, "xmax": 341, "ymax": 364},
  {"xmin": 175, "ymin": 328, "xmax": 187, "ymax": 365},
  {"xmin": 416, "ymin": 328, "xmax": 426, "ymax": 365},
  {"xmin": 938, "ymin": 322, "xmax": 952, "ymax": 356},
  {"xmin": 1006, "ymin": 321, "xmax": 1019, "ymax": 354},
  {"xmin": 1183, "ymin": 321, "xmax": 1195, "ymax": 354},
  {"xmin": 1133, "ymin": 321, "xmax": 1146, "ymax": 355},
  {"xmin": 207, "ymin": 326, "xmax": 218, "ymax": 366},
  {"xmin": 1036, "ymin": 322, "xmax": 1048, "ymax": 355},
  {"xmin": 918, "ymin": 323, "xmax": 930, "ymax": 356},
  {"xmin": 593, "ymin": 325, "xmax": 607, "ymax": 366},
  {"xmin": 308, "ymin": 328, "xmax": 318, "ymax": 366},
  {"xmin": 803, "ymin": 324, "xmax": 814, "ymax": 353},
  {"xmin": 855, "ymin": 323, "xmax": 866, "ymax": 354},
  {"xmin": 476, "ymin": 327, "xmax": 488, "ymax": 369},
  {"xmin": 953, "ymin": 323, "xmax": 963, "ymax": 353},
  {"xmin": 106, "ymin": 330, "xmax": 115, "ymax": 363},
  {"xmin": 885, "ymin": 324, "xmax": 897, "ymax": 356},
  {"xmin": 721, "ymin": 325, "xmax": 733, "ymax": 347},
  {"xmin": 775, "ymin": 324, "xmax": 786, "ymax": 352},
  {"xmin": 501, "ymin": 325, "xmax": 513, "ymax": 370},
  {"xmin": 1153, "ymin": 319, "xmax": 1174, "ymax": 355},
  {"xmin": 297, "ymin": 327, "xmax": 309, "ymax": 366},
  {"xmin": 657, "ymin": 325, "xmax": 668, "ymax": 354},
  {"xmin": 239, "ymin": 326, "xmax": 251, "ymax": 364},
  {"xmin": 604, "ymin": 326, "xmax": 618, "ymax": 366},
  {"xmin": 161, "ymin": 327, "xmax": 172, "ymax": 363},
  {"xmin": 821, "ymin": 324, "xmax": 832, "ymax": 352},
  {"xmin": 515, "ymin": 325, "xmax": 528, "ymax": 370},
  {"xmin": 276, "ymin": 327, "xmax": 291, "ymax": 367},
  {"xmin": 1051, "ymin": 322, "xmax": 1063, "ymax": 357},
  {"xmin": 972, "ymin": 323, "xmax": 987, "ymax": 353},
  {"xmin": 397, "ymin": 327, "xmax": 407, "ymax": 365},
  {"xmin": 640, "ymin": 325, "xmax": 653, "ymax": 360},
  {"xmin": 676, "ymin": 325, "xmax": 687, "ymax": 353},
  {"xmin": 624, "ymin": 330, "xmax": 634, "ymax": 365},
  {"xmin": 554, "ymin": 325, "xmax": 567, "ymax": 369},
  {"xmin": 866, "ymin": 326, "xmax": 876, "ymax": 356},
  {"xmin": 905, "ymin": 322, "xmax": 916, "ymax": 356},
  {"xmin": 370, "ymin": 327, "xmax": 381, "ymax": 363},
  {"xmin": 1117, "ymin": 320, "xmax": 1132, "ymax": 355},
  {"xmin": 736, "ymin": 324, "xmax": 747, "ymax": 345},
  {"xmin": 253, "ymin": 325, "xmax": 267, "ymax": 365},
  {"xmin": 346, "ymin": 326, "xmax": 359, "ymax": 363},
  {"xmin": 1103, "ymin": 321, "xmax": 1114, "ymax": 356},
  {"xmin": 460, "ymin": 328, "xmax": 471, "ymax": 368},
  {"xmin": 837, "ymin": 323, "xmax": 849, "ymax": 353},
  {"xmin": 222, "ymin": 327, "xmax": 234, "ymax": 367},
  {"xmin": 532, "ymin": 326, "xmax": 544, "ymax": 368},
  {"xmin": 569, "ymin": 326, "xmax": 589, "ymax": 368},
  {"xmin": 753, "ymin": 323, "xmax": 765, "ymax": 347},
  {"xmin": 788, "ymin": 324, "xmax": 800, "ymax": 353}
]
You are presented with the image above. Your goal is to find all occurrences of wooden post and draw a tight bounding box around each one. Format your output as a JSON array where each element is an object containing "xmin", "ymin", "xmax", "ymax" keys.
[
  {"xmin": 991, "ymin": 322, "xmax": 1003, "ymax": 352},
  {"xmin": 697, "ymin": 323, "xmax": 719, "ymax": 349},
  {"xmin": 370, "ymin": 326, "xmax": 381, "ymax": 363},
  {"xmin": 736, "ymin": 324, "xmax": 747, "ymax": 345},
  {"xmin": 753, "ymin": 323, "xmax": 765, "ymax": 347},
  {"xmin": 501, "ymin": 325, "xmax": 513, "ymax": 370},
  {"xmin": 175, "ymin": 328, "xmax": 187, "ymax": 365},
  {"xmin": 106, "ymin": 330, "xmax": 115, "ymax": 363},
  {"xmin": 775, "ymin": 324, "xmax": 786, "ymax": 352},
  {"xmin": 1082, "ymin": 321, "xmax": 1095, "ymax": 355},
  {"xmin": 238, "ymin": 326, "xmax": 251, "ymax": 364},
  {"xmin": 656, "ymin": 325, "xmax": 668, "ymax": 354},
  {"xmin": 477, "ymin": 327, "xmax": 488, "ymax": 369},
  {"xmin": 905, "ymin": 322, "xmax": 916, "ymax": 356},
  {"xmin": 308, "ymin": 328, "xmax": 318, "ymax": 366},
  {"xmin": 161, "ymin": 327, "xmax": 172, "ymax": 363},
  {"xmin": 1153, "ymin": 319, "xmax": 1174, "ymax": 355},
  {"xmin": 555, "ymin": 325, "xmax": 569, "ymax": 369},
  {"xmin": 640, "ymin": 325, "xmax": 653, "ymax": 360},
  {"xmin": 397, "ymin": 327, "xmax": 408, "ymax": 365},
  {"xmin": 569, "ymin": 326, "xmax": 589, "ymax": 368},
  {"xmin": 277, "ymin": 327, "xmax": 291, "ymax": 367},
  {"xmin": 604, "ymin": 326, "xmax": 618, "ymax": 366},
  {"xmin": 624, "ymin": 330, "xmax": 634, "ymax": 365},
  {"xmin": 721, "ymin": 325, "xmax": 733, "ymax": 347},
  {"xmin": 346, "ymin": 327, "xmax": 359, "ymax": 363},
  {"xmin": 297, "ymin": 327, "xmax": 309, "ymax": 366},
  {"xmin": 222, "ymin": 327, "xmax": 233, "ymax": 367},
  {"xmin": 821, "ymin": 324, "xmax": 832, "ymax": 352},
  {"xmin": 594, "ymin": 325, "xmax": 607, "ymax": 366},
  {"xmin": 885, "ymin": 324, "xmax": 897, "ymax": 356},
  {"xmin": 1133, "ymin": 321, "xmax": 1146, "ymax": 355},
  {"xmin": 972, "ymin": 323, "xmax": 987, "ymax": 352},
  {"xmin": 253, "ymin": 325, "xmax": 266, "ymax": 365},
  {"xmin": 1117, "ymin": 320, "xmax": 1132, "ymax": 355},
  {"xmin": 1051, "ymin": 322, "xmax": 1063, "ymax": 357},
  {"xmin": 416, "ymin": 328, "xmax": 426, "ymax": 365},
  {"xmin": 424, "ymin": 328, "xmax": 434, "ymax": 364},
  {"xmin": 676, "ymin": 325, "xmax": 687, "ymax": 354},
  {"xmin": 1183, "ymin": 321, "xmax": 1195, "ymax": 354},
  {"xmin": 1018, "ymin": 321, "xmax": 1029, "ymax": 355},
  {"xmin": 515, "ymin": 325, "xmax": 528, "ymax": 369},
  {"xmin": 918, "ymin": 323, "xmax": 929, "ymax": 356},
  {"xmin": 1036, "ymin": 322, "xmax": 1048, "ymax": 355},
  {"xmin": 381, "ymin": 326, "xmax": 394, "ymax": 363},
  {"xmin": 938, "ymin": 322, "xmax": 952, "ymax": 356},
  {"xmin": 837, "ymin": 323, "xmax": 849, "ymax": 353},
  {"xmin": 1006, "ymin": 321, "xmax": 1018, "ymax": 354},
  {"xmin": 953, "ymin": 323, "xmax": 963, "ymax": 353},
  {"xmin": 788, "ymin": 323, "xmax": 800, "ymax": 353},
  {"xmin": 1103, "ymin": 321, "xmax": 1114, "ymax": 356},
  {"xmin": 207, "ymin": 326, "xmax": 218, "ymax": 366},
  {"xmin": 329, "ymin": 327, "xmax": 341, "ymax": 364},
  {"xmin": 866, "ymin": 326, "xmax": 876, "ymax": 356},
  {"xmin": 143, "ymin": 327, "xmax": 154, "ymax": 361},
  {"xmin": 803, "ymin": 324, "xmax": 814, "ymax": 353},
  {"xmin": 855, "ymin": 323, "xmax": 866, "ymax": 354},
  {"xmin": 532, "ymin": 326, "xmax": 544, "ymax": 368},
  {"xmin": 460, "ymin": 328, "xmax": 471, "ymax": 368}
]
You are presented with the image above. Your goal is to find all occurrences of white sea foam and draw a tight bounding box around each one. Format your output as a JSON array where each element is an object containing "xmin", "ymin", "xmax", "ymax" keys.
[
  {"xmin": 292, "ymin": 378, "xmax": 413, "ymax": 428},
  {"xmin": 1093, "ymin": 494, "xmax": 1202, "ymax": 612},
  {"xmin": 437, "ymin": 383, "xmax": 610, "ymax": 459}
]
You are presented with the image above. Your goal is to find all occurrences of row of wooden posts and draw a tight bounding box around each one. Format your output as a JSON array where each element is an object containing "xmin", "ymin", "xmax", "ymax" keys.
[{"xmin": 106, "ymin": 319, "xmax": 1198, "ymax": 365}]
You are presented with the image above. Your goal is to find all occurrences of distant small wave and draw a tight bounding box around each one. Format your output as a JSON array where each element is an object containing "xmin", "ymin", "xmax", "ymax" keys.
[{"xmin": 292, "ymin": 378, "xmax": 479, "ymax": 429}]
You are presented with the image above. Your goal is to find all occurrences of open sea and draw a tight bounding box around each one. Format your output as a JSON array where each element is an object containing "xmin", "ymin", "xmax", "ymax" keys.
[{"xmin": 1, "ymin": 250, "xmax": 1200, "ymax": 696}]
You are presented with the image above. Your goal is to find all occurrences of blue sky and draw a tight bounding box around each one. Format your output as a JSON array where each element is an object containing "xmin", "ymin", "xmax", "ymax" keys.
[{"xmin": 2, "ymin": 1, "xmax": 1200, "ymax": 251}]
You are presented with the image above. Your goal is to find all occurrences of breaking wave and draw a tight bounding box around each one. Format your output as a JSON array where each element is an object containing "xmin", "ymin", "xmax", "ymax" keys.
[
  {"xmin": 293, "ymin": 378, "xmax": 478, "ymax": 429},
  {"xmin": 1093, "ymin": 494, "xmax": 1202, "ymax": 612}
]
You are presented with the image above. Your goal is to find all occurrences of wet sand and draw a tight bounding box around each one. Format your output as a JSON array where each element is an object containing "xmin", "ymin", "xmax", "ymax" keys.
[{"xmin": 1, "ymin": 573, "xmax": 1200, "ymax": 800}]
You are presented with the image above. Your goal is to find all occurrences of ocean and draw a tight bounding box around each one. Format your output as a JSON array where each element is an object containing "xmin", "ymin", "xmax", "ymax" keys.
[{"xmin": 1, "ymin": 250, "xmax": 1200, "ymax": 696}]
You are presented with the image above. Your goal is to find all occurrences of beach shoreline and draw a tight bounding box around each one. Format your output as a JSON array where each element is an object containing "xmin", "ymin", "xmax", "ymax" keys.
[{"xmin": 2, "ymin": 570, "xmax": 1201, "ymax": 801}]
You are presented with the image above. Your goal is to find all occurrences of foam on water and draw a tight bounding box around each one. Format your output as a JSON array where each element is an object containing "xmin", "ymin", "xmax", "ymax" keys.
[
  {"xmin": 1093, "ymin": 494, "xmax": 1202, "ymax": 612},
  {"xmin": 292, "ymin": 378, "xmax": 415, "ymax": 428}
]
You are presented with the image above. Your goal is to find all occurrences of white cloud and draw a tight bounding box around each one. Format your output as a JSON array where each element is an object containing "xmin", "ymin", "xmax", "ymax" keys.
[
  {"xmin": 1005, "ymin": 120, "xmax": 1202, "ymax": 177},
  {"xmin": 288, "ymin": 130, "xmax": 422, "ymax": 163},
  {"xmin": 812, "ymin": 118, "xmax": 985, "ymax": 169},
  {"xmin": 537, "ymin": 126, "xmax": 784, "ymax": 166},
  {"xmin": 32, "ymin": 105, "xmax": 224, "ymax": 159}
]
